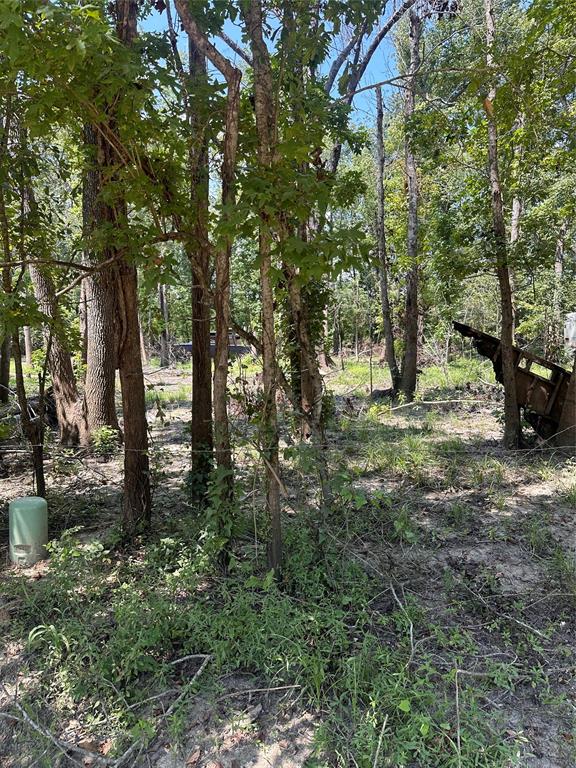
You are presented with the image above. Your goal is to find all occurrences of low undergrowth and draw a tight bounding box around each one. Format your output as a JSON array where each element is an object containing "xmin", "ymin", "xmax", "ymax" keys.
[{"xmin": 3, "ymin": 506, "xmax": 523, "ymax": 767}]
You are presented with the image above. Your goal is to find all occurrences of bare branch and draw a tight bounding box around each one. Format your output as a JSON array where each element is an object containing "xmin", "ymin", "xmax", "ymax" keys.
[{"xmin": 217, "ymin": 30, "xmax": 253, "ymax": 66}]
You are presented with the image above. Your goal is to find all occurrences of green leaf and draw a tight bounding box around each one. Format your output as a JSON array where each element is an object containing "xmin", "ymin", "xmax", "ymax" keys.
[{"xmin": 398, "ymin": 699, "xmax": 411, "ymax": 713}]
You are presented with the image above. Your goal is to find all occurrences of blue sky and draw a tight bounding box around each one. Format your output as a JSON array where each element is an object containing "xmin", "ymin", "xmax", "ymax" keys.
[{"xmin": 140, "ymin": 4, "xmax": 402, "ymax": 128}]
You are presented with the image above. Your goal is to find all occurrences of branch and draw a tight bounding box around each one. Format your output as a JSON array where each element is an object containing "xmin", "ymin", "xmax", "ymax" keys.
[
  {"xmin": 217, "ymin": 31, "xmax": 253, "ymax": 66},
  {"xmin": 173, "ymin": 0, "xmax": 240, "ymax": 85},
  {"xmin": 325, "ymin": 22, "xmax": 367, "ymax": 94},
  {"xmin": 346, "ymin": 0, "xmax": 419, "ymax": 104}
]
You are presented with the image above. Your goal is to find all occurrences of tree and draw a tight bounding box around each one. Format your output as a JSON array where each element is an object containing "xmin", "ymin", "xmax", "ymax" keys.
[
  {"xmin": 399, "ymin": 10, "xmax": 422, "ymax": 402},
  {"xmin": 242, "ymin": 0, "xmax": 282, "ymax": 573},
  {"xmin": 484, "ymin": 0, "xmax": 521, "ymax": 448},
  {"xmin": 113, "ymin": 0, "xmax": 151, "ymax": 534},
  {"xmin": 375, "ymin": 86, "xmax": 400, "ymax": 391}
]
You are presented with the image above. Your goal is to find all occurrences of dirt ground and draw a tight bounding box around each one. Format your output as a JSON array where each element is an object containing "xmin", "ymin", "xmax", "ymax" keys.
[{"xmin": 1, "ymin": 362, "xmax": 575, "ymax": 767}]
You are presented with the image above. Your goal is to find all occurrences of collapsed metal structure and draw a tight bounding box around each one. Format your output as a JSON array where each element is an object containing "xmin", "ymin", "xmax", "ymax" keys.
[{"xmin": 453, "ymin": 321, "xmax": 573, "ymax": 439}]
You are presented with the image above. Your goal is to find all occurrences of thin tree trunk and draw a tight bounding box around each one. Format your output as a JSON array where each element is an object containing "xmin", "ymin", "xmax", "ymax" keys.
[
  {"xmin": 0, "ymin": 97, "xmax": 13, "ymax": 405},
  {"xmin": 0, "ymin": 336, "xmax": 10, "ymax": 404},
  {"xmin": 212, "ymin": 64, "xmax": 241, "ymax": 510},
  {"xmin": 375, "ymin": 86, "xmax": 400, "ymax": 391},
  {"xmin": 555, "ymin": 356, "xmax": 575, "ymax": 447},
  {"xmin": 484, "ymin": 0, "xmax": 521, "ymax": 448},
  {"xmin": 12, "ymin": 331, "xmax": 45, "ymax": 496},
  {"xmin": 173, "ymin": 3, "xmax": 243, "ymax": 510},
  {"xmin": 186, "ymin": 36, "xmax": 214, "ymax": 495},
  {"xmin": 550, "ymin": 222, "xmax": 566, "ymax": 357},
  {"xmin": 242, "ymin": 0, "xmax": 282, "ymax": 574},
  {"xmin": 139, "ymin": 323, "xmax": 148, "ymax": 365},
  {"xmin": 23, "ymin": 326, "xmax": 32, "ymax": 365},
  {"xmin": 159, "ymin": 284, "xmax": 170, "ymax": 367},
  {"xmin": 400, "ymin": 10, "xmax": 421, "ymax": 402},
  {"xmin": 508, "ymin": 112, "xmax": 524, "ymax": 339}
]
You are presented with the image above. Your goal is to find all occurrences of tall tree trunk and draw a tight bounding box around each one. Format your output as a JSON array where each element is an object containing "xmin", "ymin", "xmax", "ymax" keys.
[
  {"xmin": 508, "ymin": 195, "xmax": 520, "ymax": 339},
  {"xmin": 159, "ymin": 284, "xmax": 170, "ymax": 367},
  {"xmin": 187, "ymin": 38, "xmax": 213, "ymax": 493},
  {"xmin": 29, "ymin": 264, "xmax": 85, "ymax": 445},
  {"xmin": 82, "ymin": 123, "xmax": 120, "ymax": 436},
  {"xmin": 0, "ymin": 97, "xmax": 13, "ymax": 405},
  {"xmin": 114, "ymin": 0, "xmax": 151, "ymax": 534},
  {"xmin": 400, "ymin": 10, "xmax": 421, "ymax": 402},
  {"xmin": 375, "ymin": 86, "xmax": 400, "ymax": 391},
  {"xmin": 484, "ymin": 0, "xmax": 521, "ymax": 448},
  {"xmin": 117, "ymin": 258, "xmax": 151, "ymax": 533},
  {"xmin": 508, "ymin": 111, "xmax": 524, "ymax": 339},
  {"xmin": 549, "ymin": 222, "xmax": 566, "ymax": 357},
  {"xmin": 243, "ymin": 0, "xmax": 282, "ymax": 574},
  {"xmin": 212, "ymin": 64, "xmax": 241, "ymax": 512}
]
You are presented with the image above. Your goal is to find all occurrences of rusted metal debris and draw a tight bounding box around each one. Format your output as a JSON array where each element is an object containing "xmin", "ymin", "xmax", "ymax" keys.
[{"xmin": 453, "ymin": 321, "xmax": 573, "ymax": 439}]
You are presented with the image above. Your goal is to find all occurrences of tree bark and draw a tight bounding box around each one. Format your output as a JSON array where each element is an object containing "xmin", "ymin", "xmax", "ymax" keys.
[
  {"xmin": 12, "ymin": 331, "xmax": 45, "ymax": 496},
  {"xmin": 484, "ymin": 0, "xmax": 521, "ymax": 448},
  {"xmin": 139, "ymin": 323, "xmax": 148, "ymax": 365},
  {"xmin": 399, "ymin": 11, "xmax": 421, "ymax": 401},
  {"xmin": 82, "ymin": 123, "xmax": 120, "ymax": 436},
  {"xmin": 29, "ymin": 263, "xmax": 85, "ymax": 445},
  {"xmin": 549, "ymin": 222, "xmax": 566, "ymax": 357},
  {"xmin": 187, "ymin": 37, "xmax": 213, "ymax": 494},
  {"xmin": 242, "ymin": 0, "xmax": 282, "ymax": 574},
  {"xmin": 375, "ymin": 86, "xmax": 400, "ymax": 391},
  {"xmin": 114, "ymin": 0, "xmax": 151, "ymax": 534},
  {"xmin": 555, "ymin": 355, "xmax": 576, "ymax": 447},
  {"xmin": 212, "ymin": 63, "xmax": 241, "ymax": 510},
  {"xmin": 0, "ymin": 97, "xmax": 13, "ymax": 405},
  {"xmin": 173, "ymin": 2, "xmax": 242, "ymax": 514},
  {"xmin": 159, "ymin": 284, "xmax": 170, "ymax": 367},
  {"xmin": 23, "ymin": 326, "xmax": 32, "ymax": 365},
  {"xmin": 0, "ymin": 336, "xmax": 10, "ymax": 404},
  {"xmin": 79, "ymin": 281, "xmax": 88, "ymax": 370}
]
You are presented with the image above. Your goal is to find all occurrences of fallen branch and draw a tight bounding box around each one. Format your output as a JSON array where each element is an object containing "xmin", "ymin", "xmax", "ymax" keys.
[{"xmin": 0, "ymin": 690, "xmax": 114, "ymax": 766}]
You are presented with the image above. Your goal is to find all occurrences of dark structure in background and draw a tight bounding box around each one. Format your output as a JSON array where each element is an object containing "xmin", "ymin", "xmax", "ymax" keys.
[
  {"xmin": 174, "ymin": 332, "xmax": 251, "ymax": 360},
  {"xmin": 454, "ymin": 321, "xmax": 573, "ymax": 440}
]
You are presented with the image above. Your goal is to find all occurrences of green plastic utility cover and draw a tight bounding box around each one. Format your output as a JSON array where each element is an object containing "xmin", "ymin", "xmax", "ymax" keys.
[{"xmin": 9, "ymin": 496, "xmax": 48, "ymax": 567}]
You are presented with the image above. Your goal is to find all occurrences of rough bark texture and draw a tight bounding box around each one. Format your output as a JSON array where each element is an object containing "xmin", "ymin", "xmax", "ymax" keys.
[
  {"xmin": 117, "ymin": 257, "xmax": 151, "ymax": 533},
  {"xmin": 187, "ymin": 38, "xmax": 213, "ymax": 494},
  {"xmin": 79, "ymin": 281, "xmax": 88, "ymax": 370},
  {"xmin": 243, "ymin": 0, "xmax": 282, "ymax": 574},
  {"xmin": 29, "ymin": 264, "xmax": 85, "ymax": 445},
  {"xmin": 484, "ymin": 0, "xmax": 521, "ymax": 449},
  {"xmin": 400, "ymin": 11, "xmax": 421, "ymax": 401},
  {"xmin": 82, "ymin": 123, "xmax": 120, "ymax": 436},
  {"xmin": 0, "ymin": 99, "xmax": 12, "ymax": 405},
  {"xmin": 114, "ymin": 0, "xmax": 151, "ymax": 534},
  {"xmin": 212, "ymin": 63, "xmax": 241, "ymax": 506},
  {"xmin": 375, "ymin": 86, "xmax": 400, "ymax": 391}
]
